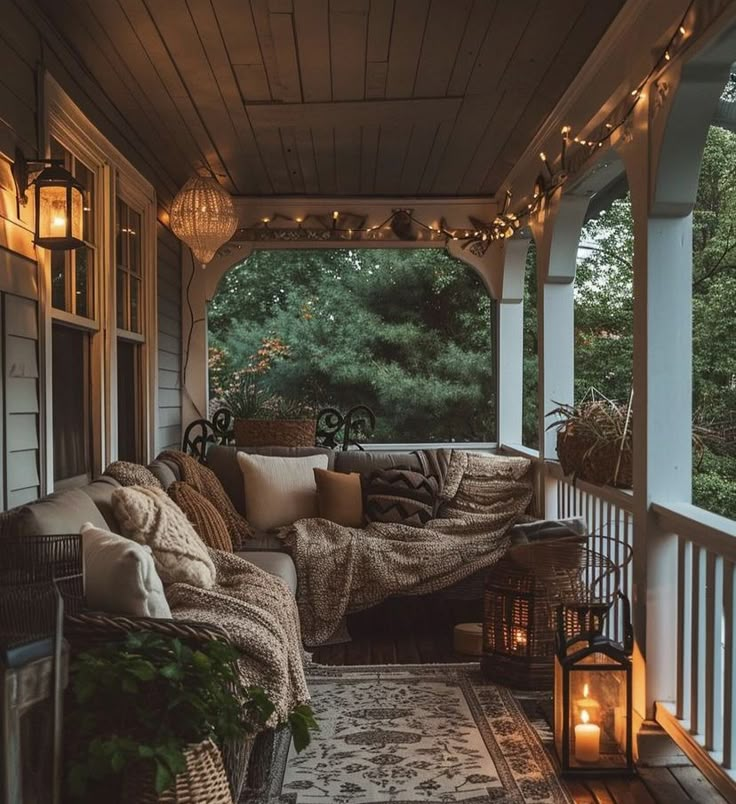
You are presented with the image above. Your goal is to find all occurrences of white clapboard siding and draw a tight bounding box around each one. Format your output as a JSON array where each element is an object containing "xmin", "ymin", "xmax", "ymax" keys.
[
  {"xmin": 156, "ymin": 224, "xmax": 182, "ymax": 453},
  {"xmin": 4, "ymin": 294, "xmax": 40, "ymax": 505}
]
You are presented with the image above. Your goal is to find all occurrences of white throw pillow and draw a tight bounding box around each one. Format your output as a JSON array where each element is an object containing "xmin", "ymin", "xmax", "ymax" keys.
[
  {"xmin": 81, "ymin": 523, "xmax": 172, "ymax": 618},
  {"xmin": 111, "ymin": 485, "xmax": 216, "ymax": 589},
  {"xmin": 236, "ymin": 453, "xmax": 329, "ymax": 530}
]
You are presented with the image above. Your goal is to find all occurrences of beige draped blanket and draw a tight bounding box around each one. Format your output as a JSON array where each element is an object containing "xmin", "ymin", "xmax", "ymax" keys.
[{"xmin": 280, "ymin": 451, "xmax": 533, "ymax": 646}]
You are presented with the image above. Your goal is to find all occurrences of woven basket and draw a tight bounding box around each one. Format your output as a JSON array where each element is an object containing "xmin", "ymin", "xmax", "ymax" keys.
[
  {"xmin": 121, "ymin": 739, "xmax": 233, "ymax": 804},
  {"xmin": 234, "ymin": 418, "xmax": 316, "ymax": 448},
  {"xmin": 556, "ymin": 426, "xmax": 632, "ymax": 489}
]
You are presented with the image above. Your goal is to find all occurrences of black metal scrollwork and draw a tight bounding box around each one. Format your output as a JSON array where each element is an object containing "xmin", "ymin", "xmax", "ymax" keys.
[
  {"xmin": 181, "ymin": 407, "xmax": 234, "ymax": 463},
  {"xmin": 316, "ymin": 405, "xmax": 376, "ymax": 451}
]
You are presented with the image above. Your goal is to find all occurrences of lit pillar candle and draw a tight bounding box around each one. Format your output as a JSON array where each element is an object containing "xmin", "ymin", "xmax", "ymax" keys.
[
  {"xmin": 574, "ymin": 709, "xmax": 600, "ymax": 763},
  {"xmin": 575, "ymin": 683, "xmax": 600, "ymax": 721}
]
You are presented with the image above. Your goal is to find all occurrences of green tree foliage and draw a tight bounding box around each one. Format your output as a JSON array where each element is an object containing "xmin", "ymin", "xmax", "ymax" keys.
[
  {"xmin": 571, "ymin": 125, "xmax": 736, "ymax": 520},
  {"xmin": 209, "ymin": 249, "xmax": 495, "ymax": 443},
  {"xmin": 522, "ymin": 242, "xmax": 539, "ymax": 448}
]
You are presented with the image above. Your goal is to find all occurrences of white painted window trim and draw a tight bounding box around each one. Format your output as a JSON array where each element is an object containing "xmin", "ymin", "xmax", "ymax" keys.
[{"xmin": 40, "ymin": 73, "xmax": 157, "ymax": 492}]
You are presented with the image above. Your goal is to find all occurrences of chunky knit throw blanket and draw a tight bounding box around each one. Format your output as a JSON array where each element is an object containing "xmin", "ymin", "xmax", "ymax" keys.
[
  {"xmin": 165, "ymin": 549, "xmax": 310, "ymax": 725},
  {"xmin": 281, "ymin": 451, "xmax": 533, "ymax": 646}
]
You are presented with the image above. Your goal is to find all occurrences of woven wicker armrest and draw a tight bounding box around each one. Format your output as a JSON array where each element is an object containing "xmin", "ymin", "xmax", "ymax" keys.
[{"xmin": 64, "ymin": 611, "xmax": 231, "ymax": 651}]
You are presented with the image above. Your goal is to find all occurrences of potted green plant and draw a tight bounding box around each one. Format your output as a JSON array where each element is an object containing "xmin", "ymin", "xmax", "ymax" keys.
[
  {"xmin": 221, "ymin": 338, "xmax": 318, "ymax": 448},
  {"xmin": 65, "ymin": 633, "xmax": 316, "ymax": 803}
]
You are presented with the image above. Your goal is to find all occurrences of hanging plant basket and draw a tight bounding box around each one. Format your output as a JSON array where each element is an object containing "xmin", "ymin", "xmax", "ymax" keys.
[
  {"xmin": 121, "ymin": 739, "xmax": 233, "ymax": 804},
  {"xmin": 549, "ymin": 390, "xmax": 633, "ymax": 489},
  {"xmin": 234, "ymin": 418, "xmax": 317, "ymax": 448}
]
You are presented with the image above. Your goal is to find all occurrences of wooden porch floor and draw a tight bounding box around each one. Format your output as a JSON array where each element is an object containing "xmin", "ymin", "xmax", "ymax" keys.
[{"xmin": 312, "ymin": 598, "xmax": 727, "ymax": 804}]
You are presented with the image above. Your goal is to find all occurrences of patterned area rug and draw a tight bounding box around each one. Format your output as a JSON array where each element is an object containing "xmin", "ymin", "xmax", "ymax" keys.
[{"xmin": 244, "ymin": 664, "xmax": 571, "ymax": 804}]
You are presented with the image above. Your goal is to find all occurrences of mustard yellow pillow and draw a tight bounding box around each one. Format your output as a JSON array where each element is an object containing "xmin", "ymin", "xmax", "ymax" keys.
[{"xmin": 313, "ymin": 468, "xmax": 364, "ymax": 528}]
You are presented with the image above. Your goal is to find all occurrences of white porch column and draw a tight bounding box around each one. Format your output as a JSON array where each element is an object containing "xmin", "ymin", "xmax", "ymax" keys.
[
  {"xmin": 493, "ymin": 238, "xmax": 530, "ymax": 447},
  {"xmin": 531, "ymin": 194, "xmax": 590, "ymax": 481}
]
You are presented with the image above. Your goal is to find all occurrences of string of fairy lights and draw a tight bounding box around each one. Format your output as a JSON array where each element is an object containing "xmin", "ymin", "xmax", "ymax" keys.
[{"xmin": 235, "ymin": 3, "xmax": 696, "ymax": 257}]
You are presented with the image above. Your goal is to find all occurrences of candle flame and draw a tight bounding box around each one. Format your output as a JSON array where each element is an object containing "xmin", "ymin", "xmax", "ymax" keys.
[
  {"xmin": 581, "ymin": 709, "xmax": 590, "ymax": 724},
  {"xmin": 583, "ymin": 684, "xmax": 589, "ymax": 698}
]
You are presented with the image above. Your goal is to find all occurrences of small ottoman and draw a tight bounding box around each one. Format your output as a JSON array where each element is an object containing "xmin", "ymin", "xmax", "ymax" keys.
[{"xmin": 453, "ymin": 622, "xmax": 483, "ymax": 656}]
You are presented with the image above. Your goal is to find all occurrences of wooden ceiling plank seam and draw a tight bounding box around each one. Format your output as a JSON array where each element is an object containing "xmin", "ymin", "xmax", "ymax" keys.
[
  {"xmin": 293, "ymin": 125, "xmax": 320, "ymax": 193},
  {"xmin": 365, "ymin": 61, "xmax": 388, "ymax": 100},
  {"xmin": 385, "ymin": 0, "xmax": 430, "ymax": 99},
  {"xmin": 0, "ymin": 39, "xmax": 36, "ymax": 114},
  {"xmin": 245, "ymin": 97, "xmax": 461, "ymax": 128},
  {"xmin": 142, "ymin": 0, "xmax": 242, "ymax": 192},
  {"xmin": 479, "ymin": 0, "xmax": 626, "ymax": 194},
  {"xmin": 252, "ymin": 125, "xmax": 294, "ymax": 192},
  {"xmin": 373, "ymin": 121, "xmax": 412, "ymax": 194},
  {"xmin": 359, "ymin": 122, "xmax": 379, "ymax": 194},
  {"xmin": 417, "ymin": 118, "xmax": 454, "ymax": 194},
  {"xmin": 399, "ymin": 122, "xmax": 441, "ymax": 195},
  {"xmin": 464, "ymin": 0, "xmax": 541, "ymax": 97},
  {"xmin": 188, "ymin": 0, "xmax": 274, "ymax": 192},
  {"xmin": 334, "ymin": 123, "xmax": 362, "ymax": 193},
  {"xmin": 366, "ymin": 0, "xmax": 394, "ymax": 62},
  {"xmin": 279, "ymin": 126, "xmax": 306, "ymax": 193},
  {"xmin": 311, "ymin": 124, "xmax": 337, "ymax": 194},
  {"xmin": 7, "ymin": 0, "xmax": 43, "ymax": 67},
  {"xmin": 269, "ymin": 10, "xmax": 303, "ymax": 103},
  {"xmin": 459, "ymin": 0, "xmax": 590, "ymax": 194},
  {"xmin": 24, "ymin": 1, "xmax": 178, "ymax": 201},
  {"xmin": 75, "ymin": 0, "xmax": 200, "ymax": 175},
  {"xmin": 35, "ymin": 0, "xmax": 181, "ymax": 196},
  {"xmin": 445, "ymin": 0, "xmax": 497, "ymax": 98},
  {"xmin": 119, "ymin": 0, "xmax": 233, "ymax": 189},
  {"xmin": 211, "ymin": 0, "xmax": 271, "ymax": 102},
  {"xmin": 293, "ymin": 0, "xmax": 332, "ymax": 102},
  {"xmin": 250, "ymin": 0, "xmax": 289, "ymax": 102},
  {"xmin": 429, "ymin": 1, "xmax": 540, "ymax": 193},
  {"xmin": 329, "ymin": 6, "xmax": 369, "ymax": 101},
  {"xmin": 412, "ymin": 0, "xmax": 473, "ymax": 98}
]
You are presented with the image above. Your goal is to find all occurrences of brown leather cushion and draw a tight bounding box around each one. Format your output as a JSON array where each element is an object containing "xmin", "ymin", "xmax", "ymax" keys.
[
  {"xmin": 314, "ymin": 468, "xmax": 364, "ymax": 528},
  {"xmin": 363, "ymin": 468, "xmax": 439, "ymax": 528},
  {"xmin": 168, "ymin": 481, "xmax": 233, "ymax": 552}
]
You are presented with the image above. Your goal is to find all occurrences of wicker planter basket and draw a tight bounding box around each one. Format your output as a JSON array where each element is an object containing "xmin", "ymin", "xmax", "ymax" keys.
[
  {"xmin": 556, "ymin": 425, "xmax": 632, "ymax": 489},
  {"xmin": 121, "ymin": 739, "xmax": 233, "ymax": 804},
  {"xmin": 234, "ymin": 418, "xmax": 316, "ymax": 447}
]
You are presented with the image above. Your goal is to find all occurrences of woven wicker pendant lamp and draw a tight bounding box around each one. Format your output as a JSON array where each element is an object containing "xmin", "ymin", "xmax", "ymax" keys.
[{"xmin": 170, "ymin": 176, "xmax": 238, "ymax": 265}]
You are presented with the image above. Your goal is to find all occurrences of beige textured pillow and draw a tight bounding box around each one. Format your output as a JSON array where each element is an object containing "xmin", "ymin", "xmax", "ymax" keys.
[
  {"xmin": 111, "ymin": 485, "xmax": 216, "ymax": 589},
  {"xmin": 314, "ymin": 468, "xmax": 364, "ymax": 528},
  {"xmin": 236, "ymin": 452, "xmax": 329, "ymax": 530}
]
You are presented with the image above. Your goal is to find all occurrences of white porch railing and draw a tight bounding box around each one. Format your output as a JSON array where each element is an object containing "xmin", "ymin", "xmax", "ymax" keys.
[{"xmin": 651, "ymin": 502, "xmax": 736, "ymax": 791}]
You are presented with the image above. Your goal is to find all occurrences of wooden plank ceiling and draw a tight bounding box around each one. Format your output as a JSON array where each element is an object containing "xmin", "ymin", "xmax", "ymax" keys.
[{"xmin": 36, "ymin": 0, "xmax": 626, "ymax": 200}]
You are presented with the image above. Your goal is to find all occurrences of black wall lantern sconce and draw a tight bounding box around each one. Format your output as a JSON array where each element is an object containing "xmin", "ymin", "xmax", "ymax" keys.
[{"xmin": 12, "ymin": 148, "xmax": 85, "ymax": 251}]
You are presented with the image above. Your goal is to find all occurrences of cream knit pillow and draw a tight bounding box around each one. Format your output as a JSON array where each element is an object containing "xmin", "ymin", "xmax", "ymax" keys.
[
  {"xmin": 111, "ymin": 485, "xmax": 216, "ymax": 589},
  {"xmin": 236, "ymin": 452, "xmax": 329, "ymax": 530}
]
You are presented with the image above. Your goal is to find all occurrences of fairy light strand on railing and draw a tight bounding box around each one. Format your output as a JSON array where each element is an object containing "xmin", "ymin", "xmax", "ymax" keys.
[{"xmin": 230, "ymin": 3, "xmax": 696, "ymax": 258}]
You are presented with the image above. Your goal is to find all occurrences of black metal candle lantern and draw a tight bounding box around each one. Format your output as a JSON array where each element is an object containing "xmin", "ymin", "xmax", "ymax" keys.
[{"xmin": 554, "ymin": 594, "xmax": 634, "ymax": 775}]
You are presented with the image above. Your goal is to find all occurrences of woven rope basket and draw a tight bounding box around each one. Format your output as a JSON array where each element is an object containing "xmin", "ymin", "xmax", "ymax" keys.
[
  {"xmin": 557, "ymin": 426, "xmax": 632, "ymax": 488},
  {"xmin": 121, "ymin": 739, "xmax": 233, "ymax": 804},
  {"xmin": 234, "ymin": 418, "xmax": 316, "ymax": 448}
]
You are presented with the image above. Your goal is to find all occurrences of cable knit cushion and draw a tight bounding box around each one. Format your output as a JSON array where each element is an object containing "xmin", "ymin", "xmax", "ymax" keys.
[
  {"xmin": 104, "ymin": 461, "xmax": 163, "ymax": 489},
  {"xmin": 159, "ymin": 450, "xmax": 253, "ymax": 548},
  {"xmin": 81, "ymin": 522, "xmax": 172, "ymax": 618},
  {"xmin": 167, "ymin": 481, "xmax": 233, "ymax": 552},
  {"xmin": 111, "ymin": 485, "xmax": 216, "ymax": 589}
]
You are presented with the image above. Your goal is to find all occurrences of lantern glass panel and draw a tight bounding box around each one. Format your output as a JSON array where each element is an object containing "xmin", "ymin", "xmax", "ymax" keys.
[
  {"xmin": 70, "ymin": 183, "xmax": 84, "ymax": 243},
  {"xmin": 37, "ymin": 184, "xmax": 69, "ymax": 242}
]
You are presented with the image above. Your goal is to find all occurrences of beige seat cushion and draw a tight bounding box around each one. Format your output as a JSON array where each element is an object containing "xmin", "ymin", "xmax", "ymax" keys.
[
  {"xmin": 112, "ymin": 485, "xmax": 216, "ymax": 589},
  {"xmin": 81, "ymin": 522, "xmax": 171, "ymax": 618},
  {"xmin": 167, "ymin": 481, "xmax": 233, "ymax": 552},
  {"xmin": 18, "ymin": 488, "xmax": 108, "ymax": 536},
  {"xmin": 236, "ymin": 453, "xmax": 329, "ymax": 530},
  {"xmin": 313, "ymin": 468, "xmax": 364, "ymax": 528},
  {"xmin": 235, "ymin": 550, "xmax": 297, "ymax": 594}
]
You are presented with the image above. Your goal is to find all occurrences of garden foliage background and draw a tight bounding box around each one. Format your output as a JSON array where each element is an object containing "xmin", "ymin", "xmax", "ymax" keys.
[{"xmin": 209, "ymin": 127, "xmax": 735, "ymax": 520}]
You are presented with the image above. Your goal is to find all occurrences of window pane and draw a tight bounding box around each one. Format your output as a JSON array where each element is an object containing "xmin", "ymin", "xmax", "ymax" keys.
[
  {"xmin": 130, "ymin": 278, "xmax": 141, "ymax": 333},
  {"xmin": 52, "ymin": 324, "xmax": 91, "ymax": 482},
  {"xmin": 74, "ymin": 158, "xmax": 95, "ymax": 244},
  {"xmin": 129, "ymin": 210, "xmax": 141, "ymax": 275},
  {"xmin": 117, "ymin": 340, "xmax": 139, "ymax": 462},
  {"xmin": 116, "ymin": 198, "xmax": 127, "ymax": 268},
  {"xmin": 51, "ymin": 251, "xmax": 67, "ymax": 311},
  {"xmin": 75, "ymin": 247, "xmax": 93, "ymax": 319},
  {"xmin": 117, "ymin": 268, "xmax": 126, "ymax": 329}
]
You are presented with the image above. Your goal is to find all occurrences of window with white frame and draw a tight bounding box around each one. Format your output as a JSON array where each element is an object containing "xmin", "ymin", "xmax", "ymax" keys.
[{"xmin": 45, "ymin": 76, "xmax": 156, "ymax": 488}]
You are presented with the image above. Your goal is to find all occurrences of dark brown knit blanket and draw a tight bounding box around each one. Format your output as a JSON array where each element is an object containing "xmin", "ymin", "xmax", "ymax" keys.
[{"xmin": 279, "ymin": 451, "xmax": 533, "ymax": 646}]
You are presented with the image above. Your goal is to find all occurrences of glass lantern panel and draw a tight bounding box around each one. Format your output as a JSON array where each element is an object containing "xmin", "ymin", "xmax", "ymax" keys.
[
  {"xmin": 38, "ymin": 185, "xmax": 69, "ymax": 242},
  {"xmin": 568, "ymin": 665, "xmax": 628, "ymax": 770}
]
